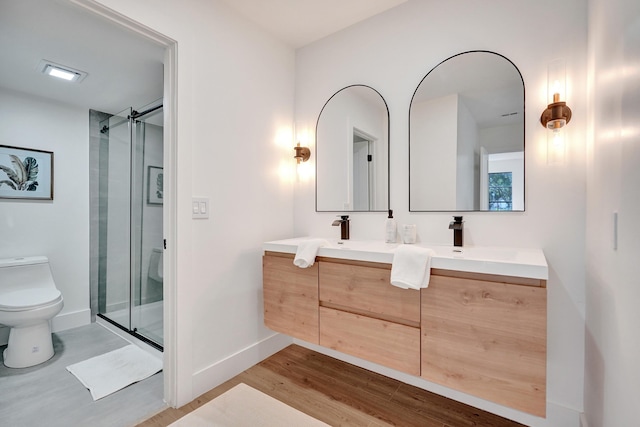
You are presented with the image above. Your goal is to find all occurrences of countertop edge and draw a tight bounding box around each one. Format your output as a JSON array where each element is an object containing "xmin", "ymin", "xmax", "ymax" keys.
[{"xmin": 263, "ymin": 239, "xmax": 549, "ymax": 280}]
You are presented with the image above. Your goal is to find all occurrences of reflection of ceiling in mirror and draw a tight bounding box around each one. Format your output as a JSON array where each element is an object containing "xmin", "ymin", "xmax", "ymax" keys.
[{"xmin": 412, "ymin": 52, "xmax": 523, "ymax": 129}]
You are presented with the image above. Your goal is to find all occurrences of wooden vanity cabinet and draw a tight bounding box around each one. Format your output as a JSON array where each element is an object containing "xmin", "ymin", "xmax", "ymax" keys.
[
  {"xmin": 262, "ymin": 250, "xmax": 547, "ymax": 417},
  {"xmin": 421, "ymin": 269, "xmax": 547, "ymax": 417},
  {"xmin": 318, "ymin": 259, "xmax": 421, "ymax": 376},
  {"xmin": 262, "ymin": 253, "xmax": 319, "ymax": 344}
]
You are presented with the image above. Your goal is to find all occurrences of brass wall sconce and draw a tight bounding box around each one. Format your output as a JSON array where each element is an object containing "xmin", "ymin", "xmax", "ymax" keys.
[
  {"xmin": 541, "ymin": 59, "xmax": 571, "ymax": 164},
  {"xmin": 540, "ymin": 93, "xmax": 572, "ymax": 130},
  {"xmin": 294, "ymin": 142, "xmax": 310, "ymax": 164}
]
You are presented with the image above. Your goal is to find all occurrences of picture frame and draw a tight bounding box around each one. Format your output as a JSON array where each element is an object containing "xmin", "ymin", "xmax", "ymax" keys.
[
  {"xmin": 0, "ymin": 145, "xmax": 54, "ymax": 200},
  {"xmin": 147, "ymin": 165, "xmax": 163, "ymax": 205}
]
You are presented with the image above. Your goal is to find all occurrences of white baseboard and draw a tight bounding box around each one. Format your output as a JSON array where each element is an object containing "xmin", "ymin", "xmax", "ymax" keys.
[
  {"xmin": 0, "ymin": 308, "xmax": 90, "ymax": 346},
  {"xmin": 191, "ymin": 333, "xmax": 292, "ymax": 399},
  {"xmin": 52, "ymin": 308, "xmax": 91, "ymax": 332}
]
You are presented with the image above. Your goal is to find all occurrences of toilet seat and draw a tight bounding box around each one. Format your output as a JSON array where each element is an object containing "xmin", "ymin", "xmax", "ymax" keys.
[{"xmin": 0, "ymin": 288, "xmax": 62, "ymax": 311}]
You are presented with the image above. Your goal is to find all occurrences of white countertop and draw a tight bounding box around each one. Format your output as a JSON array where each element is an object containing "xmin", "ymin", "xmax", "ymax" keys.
[{"xmin": 264, "ymin": 237, "xmax": 548, "ymax": 280}]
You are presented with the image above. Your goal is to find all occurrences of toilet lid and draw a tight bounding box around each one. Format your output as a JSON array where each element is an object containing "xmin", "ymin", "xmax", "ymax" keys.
[{"xmin": 0, "ymin": 288, "xmax": 62, "ymax": 310}]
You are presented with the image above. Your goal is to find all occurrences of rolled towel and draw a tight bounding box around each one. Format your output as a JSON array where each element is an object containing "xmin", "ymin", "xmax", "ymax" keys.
[
  {"xmin": 293, "ymin": 239, "xmax": 328, "ymax": 268},
  {"xmin": 390, "ymin": 245, "xmax": 435, "ymax": 289}
]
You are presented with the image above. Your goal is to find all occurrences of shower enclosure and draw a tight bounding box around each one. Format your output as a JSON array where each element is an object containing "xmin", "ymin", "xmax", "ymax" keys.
[{"xmin": 92, "ymin": 99, "xmax": 164, "ymax": 349}]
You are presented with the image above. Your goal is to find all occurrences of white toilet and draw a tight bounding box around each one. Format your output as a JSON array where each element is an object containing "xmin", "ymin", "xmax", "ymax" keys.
[
  {"xmin": 146, "ymin": 248, "xmax": 163, "ymax": 303},
  {"xmin": 0, "ymin": 256, "xmax": 64, "ymax": 368},
  {"xmin": 148, "ymin": 247, "xmax": 163, "ymax": 284}
]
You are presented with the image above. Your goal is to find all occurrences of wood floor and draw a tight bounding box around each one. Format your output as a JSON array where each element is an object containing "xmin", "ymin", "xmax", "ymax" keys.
[{"xmin": 138, "ymin": 344, "xmax": 525, "ymax": 427}]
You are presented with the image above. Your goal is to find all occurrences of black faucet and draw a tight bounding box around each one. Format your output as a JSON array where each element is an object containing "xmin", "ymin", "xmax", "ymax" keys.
[
  {"xmin": 448, "ymin": 216, "xmax": 463, "ymax": 247},
  {"xmin": 332, "ymin": 215, "xmax": 350, "ymax": 240}
]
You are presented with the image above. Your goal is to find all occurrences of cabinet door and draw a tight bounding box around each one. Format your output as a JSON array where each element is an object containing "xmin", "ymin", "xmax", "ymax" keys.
[
  {"xmin": 263, "ymin": 255, "xmax": 319, "ymax": 344},
  {"xmin": 421, "ymin": 274, "xmax": 547, "ymax": 417},
  {"xmin": 319, "ymin": 261, "xmax": 420, "ymax": 324},
  {"xmin": 320, "ymin": 307, "xmax": 421, "ymax": 376}
]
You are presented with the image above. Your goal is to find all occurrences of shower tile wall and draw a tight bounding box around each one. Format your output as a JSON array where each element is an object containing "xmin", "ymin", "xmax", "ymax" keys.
[{"xmin": 89, "ymin": 109, "xmax": 111, "ymax": 321}]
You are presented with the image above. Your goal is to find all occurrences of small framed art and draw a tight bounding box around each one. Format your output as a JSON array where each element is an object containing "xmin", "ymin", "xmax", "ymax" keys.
[
  {"xmin": 0, "ymin": 145, "xmax": 53, "ymax": 200},
  {"xmin": 147, "ymin": 165, "xmax": 163, "ymax": 205}
]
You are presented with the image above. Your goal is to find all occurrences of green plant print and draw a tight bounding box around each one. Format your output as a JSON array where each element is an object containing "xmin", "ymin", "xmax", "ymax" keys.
[
  {"xmin": 0, "ymin": 155, "xmax": 39, "ymax": 191},
  {"xmin": 156, "ymin": 172, "xmax": 163, "ymax": 200}
]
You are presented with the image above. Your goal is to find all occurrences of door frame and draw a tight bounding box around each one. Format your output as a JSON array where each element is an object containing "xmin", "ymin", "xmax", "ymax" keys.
[{"xmin": 71, "ymin": 0, "xmax": 179, "ymax": 407}]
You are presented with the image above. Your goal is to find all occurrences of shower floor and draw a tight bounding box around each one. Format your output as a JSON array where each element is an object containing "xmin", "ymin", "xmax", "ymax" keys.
[{"xmin": 101, "ymin": 300, "xmax": 163, "ymax": 347}]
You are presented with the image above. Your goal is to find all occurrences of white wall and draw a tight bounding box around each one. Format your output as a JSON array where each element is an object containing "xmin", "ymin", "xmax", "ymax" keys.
[
  {"xmin": 0, "ymin": 88, "xmax": 91, "ymax": 339},
  {"xmin": 480, "ymin": 122, "xmax": 524, "ymax": 154},
  {"xmin": 294, "ymin": 1, "xmax": 587, "ymax": 425},
  {"xmin": 585, "ymin": 0, "xmax": 640, "ymax": 426},
  {"xmin": 410, "ymin": 94, "xmax": 458, "ymax": 210},
  {"xmin": 93, "ymin": 0, "xmax": 296, "ymax": 406},
  {"xmin": 456, "ymin": 97, "xmax": 478, "ymax": 210}
]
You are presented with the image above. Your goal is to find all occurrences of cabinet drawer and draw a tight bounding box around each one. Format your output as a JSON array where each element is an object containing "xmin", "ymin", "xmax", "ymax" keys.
[
  {"xmin": 421, "ymin": 274, "xmax": 547, "ymax": 417},
  {"xmin": 319, "ymin": 261, "xmax": 420, "ymax": 325},
  {"xmin": 320, "ymin": 306, "xmax": 420, "ymax": 376},
  {"xmin": 263, "ymin": 255, "xmax": 319, "ymax": 344}
]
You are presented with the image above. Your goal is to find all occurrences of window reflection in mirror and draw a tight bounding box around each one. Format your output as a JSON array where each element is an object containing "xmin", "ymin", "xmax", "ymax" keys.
[
  {"xmin": 316, "ymin": 85, "xmax": 389, "ymax": 212},
  {"xmin": 409, "ymin": 51, "xmax": 525, "ymax": 212}
]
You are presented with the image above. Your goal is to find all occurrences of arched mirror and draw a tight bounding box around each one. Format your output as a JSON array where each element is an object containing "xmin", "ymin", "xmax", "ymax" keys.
[
  {"xmin": 409, "ymin": 51, "xmax": 525, "ymax": 211},
  {"xmin": 316, "ymin": 85, "xmax": 390, "ymax": 212}
]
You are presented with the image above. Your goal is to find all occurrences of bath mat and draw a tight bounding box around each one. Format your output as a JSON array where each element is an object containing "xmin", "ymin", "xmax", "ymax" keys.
[
  {"xmin": 169, "ymin": 383, "xmax": 329, "ymax": 426},
  {"xmin": 66, "ymin": 344, "xmax": 162, "ymax": 400}
]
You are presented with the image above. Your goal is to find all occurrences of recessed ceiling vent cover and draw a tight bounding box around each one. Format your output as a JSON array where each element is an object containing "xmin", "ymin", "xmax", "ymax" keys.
[{"xmin": 38, "ymin": 60, "xmax": 88, "ymax": 83}]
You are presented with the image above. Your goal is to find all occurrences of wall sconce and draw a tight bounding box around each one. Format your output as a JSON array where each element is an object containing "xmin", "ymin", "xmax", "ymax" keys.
[
  {"xmin": 294, "ymin": 142, "xmax": 310, "ymax": 164},
  {"xmin": 541, "ymin": 59, "xmax": 571, "ymax": 164}
]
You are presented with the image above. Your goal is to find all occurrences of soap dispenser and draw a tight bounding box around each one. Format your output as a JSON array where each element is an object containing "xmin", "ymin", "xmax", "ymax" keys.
[{"xmin": 385, "ymin": 209, "xmax": 397, "ymax": 243}]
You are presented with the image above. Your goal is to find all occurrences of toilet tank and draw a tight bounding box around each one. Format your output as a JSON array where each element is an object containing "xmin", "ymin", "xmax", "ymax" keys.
[{"xmin": 0, "ymin": 256, "xmax": 56, "ymax": 294}]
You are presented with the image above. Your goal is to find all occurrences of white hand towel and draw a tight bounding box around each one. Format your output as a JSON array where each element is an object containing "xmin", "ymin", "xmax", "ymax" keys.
[
  {"xmin": 293, "ymin": 239, "xmax": 328, "ymax": 268},
  {"xmin": 390, "ymin": 245, "xmax": 435, "ymax": 289}
]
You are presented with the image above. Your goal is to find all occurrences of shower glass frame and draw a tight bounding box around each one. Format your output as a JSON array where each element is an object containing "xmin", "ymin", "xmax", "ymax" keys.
[{"xmin": 97, "ymin": 100, "xmax": 164, "ymax": 350}]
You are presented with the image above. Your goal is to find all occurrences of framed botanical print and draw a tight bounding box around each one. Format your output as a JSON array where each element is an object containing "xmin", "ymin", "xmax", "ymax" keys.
[
  {"xmin": 0, "ymin": 145, "xmax": 53, "ymax": 200},
  {"xmin": 147, "ymin": 165, "xmax": 163, "ymax": 205}
]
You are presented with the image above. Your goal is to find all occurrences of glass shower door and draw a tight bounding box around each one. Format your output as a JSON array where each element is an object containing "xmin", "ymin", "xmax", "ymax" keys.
[
  {"xmin": 97, "ymin": 102, "xmax": 164, "ymax": 348},
  {"xmin": 99, "ymin": 108, "xmax": 132, "ymax": 329},
  {"xmin": 131, "ymin": 103, "xmax": 164, "ymax": 345}
]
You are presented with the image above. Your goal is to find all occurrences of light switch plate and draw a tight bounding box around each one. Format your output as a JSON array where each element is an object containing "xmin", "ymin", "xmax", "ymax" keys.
[
  {"xmin": 192, "ymin": 197, "xmax": 209, "ymax": 219},
  {"xmin": 613, "ymin": 212, "xmax": 618, "ymax": 250}
]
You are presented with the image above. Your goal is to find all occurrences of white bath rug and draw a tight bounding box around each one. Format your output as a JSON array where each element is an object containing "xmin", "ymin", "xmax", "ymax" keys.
[
  {"xmin": 66, "ymin": 344, "xmax": 162, "ymax": 400},
  {"xmin": 169, "ymin": 383, "xmax": 329, "ymax": 426}
]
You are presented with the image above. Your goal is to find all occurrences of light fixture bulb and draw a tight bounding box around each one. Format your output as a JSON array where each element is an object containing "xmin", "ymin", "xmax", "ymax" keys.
[
  {"xmin": 552, "ymin": 130, "xmax": 563, "ymax": 148},
  {"xmin": 46, "ymin": 65, "xmax": 77, "ymax": 80},
  {"xmin": 552, "ymin": 82, "xmax": 563, "ymax": 100},
  {"xmin": 49, "ymin": 68, "xmax": 74, "ymax": 80}
]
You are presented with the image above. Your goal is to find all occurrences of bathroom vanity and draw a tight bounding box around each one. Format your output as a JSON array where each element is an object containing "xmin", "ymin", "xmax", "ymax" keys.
[{"xmin": 262, "ymin": 238, "xmax": 548, "ymax": 417}]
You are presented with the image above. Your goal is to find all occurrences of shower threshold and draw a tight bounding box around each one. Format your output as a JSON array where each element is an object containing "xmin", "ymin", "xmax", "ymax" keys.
[{"xmin": 97, "ymin": 313, "xmax": 163, "ymax": 352}]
